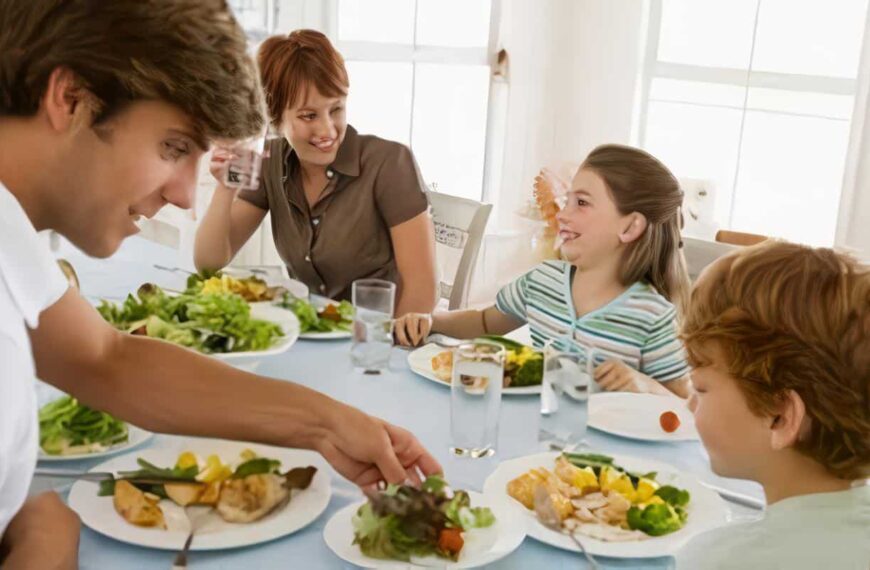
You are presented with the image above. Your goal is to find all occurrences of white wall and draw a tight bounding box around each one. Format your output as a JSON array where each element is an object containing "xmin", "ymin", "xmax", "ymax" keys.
[{"xmin": 492, "ymin": 0, "xmax": 647, "ymax": 230}]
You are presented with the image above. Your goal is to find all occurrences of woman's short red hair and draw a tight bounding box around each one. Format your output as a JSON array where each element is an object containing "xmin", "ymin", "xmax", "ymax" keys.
[{"xmin": 257, "ymin": 29, "xmax": 349, "ymax": 126}]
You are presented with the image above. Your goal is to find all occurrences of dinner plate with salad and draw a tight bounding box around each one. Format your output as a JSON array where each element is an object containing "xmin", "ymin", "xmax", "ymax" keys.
[
  {"xmin": 407, "ymin": 335, "xmax": 543, "ymax": 395},
  {"xmin": 37, "ymin": 396, "xmax": 153, "ymax": 462},
  {"xmin": 275, "ymin": 293, "xmax": 353, "ymax": 340},
  {"xmin": 67, "ymin": 439, "xmax": 331, "ymax": 551},
  {"xmin": 323, "ymin": 475, "xmax": 525, "ymax": 568},
  {"xmin": 483, "ymin": 451, "xmax": 728, "ymax": 558},
  {"xmin": 96, "ymin": 277, "xmax": 300, "ymax": 368}
]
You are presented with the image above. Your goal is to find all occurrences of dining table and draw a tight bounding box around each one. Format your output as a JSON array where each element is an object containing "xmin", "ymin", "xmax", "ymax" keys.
[{"xmin": 33, "ymin": 236, "xmax": 765, "ymax": 570}]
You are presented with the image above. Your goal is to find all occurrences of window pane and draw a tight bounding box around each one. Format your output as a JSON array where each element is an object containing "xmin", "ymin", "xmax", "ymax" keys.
[
  {"xmin": 752, "ymin": 0, "xmax": 869, "ymax": 78},
  {"xmin": 338, "ymin": 0, "xmax": 414, "ymax": 44},
  {"xmin": 730, "ymin": 112, "xmax": 850, "ymax": 246},
  {"xmin": 657, "ymin": 0, "xmax": 758, "ymax": 69},
  {"xmin": 650, "ymin": 78, "xmax": 746, "ymax": 107},
  {"xmin": 228, "ymin": 0, "xmax": 269, "ymax": 34},
  {"xmin": 346, "ymin": 61, "xmax": 413, "ymax": 145},
  {"xmin": 416, "ymin": 0, "xmax": 491, "ymax": 48},
  {"xmin": 412, "ymin": 64, "xmax": 490, "ymax": 200},
  {"xmin": 644, "ymin": 101, "xmax": 744, "ymax": 229},
  {"xmin": 746, "ymin": 88, "xmax": 854, "ymax": 120}
]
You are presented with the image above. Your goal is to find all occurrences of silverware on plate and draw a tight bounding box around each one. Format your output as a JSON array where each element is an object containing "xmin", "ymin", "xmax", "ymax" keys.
[{"xmin": 533, "ymin": 485, "xmax": 600, "ymax": 569}]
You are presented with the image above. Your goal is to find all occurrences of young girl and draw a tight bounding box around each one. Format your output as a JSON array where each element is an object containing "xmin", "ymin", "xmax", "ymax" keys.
[{"xmin": 394, "ymin": 144, "xmax": 691, "ymax": 397}]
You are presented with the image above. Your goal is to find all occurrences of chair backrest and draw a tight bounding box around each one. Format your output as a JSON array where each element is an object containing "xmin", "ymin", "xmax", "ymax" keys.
[
  {"xmin": 715, "ymin": 229, "xmax": 768, "ymax": 247},
  {"xmin": 426, "ymin": 190, "xmax": 492, "ymax": 310}
]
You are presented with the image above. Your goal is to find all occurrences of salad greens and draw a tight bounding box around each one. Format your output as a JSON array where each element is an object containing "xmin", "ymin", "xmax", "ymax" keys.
[
  {"xmin": 277, "ymin": 293, "xmax": 354, "ymax": 334},
  {"xmin": 352, "ymin": 475, "xmax": 495, "ymax": 562},
  {"xmin": 97, "ymin": 283, "xmax": 283, "ymax": 354},
  {"xmin": 38, "ymin": 396, "xmax": 128, "ymax": 456}
]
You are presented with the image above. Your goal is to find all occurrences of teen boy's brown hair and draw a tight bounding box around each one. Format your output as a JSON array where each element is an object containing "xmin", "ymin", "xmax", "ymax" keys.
[
  {"xmin": 0, "ymin": 0, "xmax": 264, "ymax": 142},
  {"xmin": 682, "ymin": 240, "xmax": 870, "ymax": 479}
]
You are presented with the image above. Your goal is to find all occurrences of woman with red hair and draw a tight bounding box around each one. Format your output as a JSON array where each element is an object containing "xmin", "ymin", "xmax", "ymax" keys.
[{"xmin": 195, "ymin": 30, "xmax": 438, "ymax": 315}]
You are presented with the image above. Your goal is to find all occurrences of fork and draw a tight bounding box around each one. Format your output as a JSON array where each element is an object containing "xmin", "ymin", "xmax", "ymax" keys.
[
  {"xmin": 533, "ymin": 487, "xmax": 600, "ymax": 569},
  {"xmin": 172, "ymin": 505, "xmax": 212, "ymax": 570}
]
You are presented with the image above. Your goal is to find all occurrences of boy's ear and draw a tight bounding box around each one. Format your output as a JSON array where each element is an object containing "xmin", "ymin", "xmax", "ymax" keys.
[
  {"xmin": 618, "ymin": 212, "xmax": 648, "ymax": 244},
  {"xmin": 769, "ymin": 389, "xmax": 808, "ymax": 451},
  {"xmin": 41, "ymin": 67, "xmax": 85, "ymax": 133}
]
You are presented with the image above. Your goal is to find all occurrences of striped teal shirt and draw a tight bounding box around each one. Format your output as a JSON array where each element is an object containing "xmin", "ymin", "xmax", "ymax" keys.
[{"xmin": 496, "ymin": 260, "xmax": 688, "ymax": 382}]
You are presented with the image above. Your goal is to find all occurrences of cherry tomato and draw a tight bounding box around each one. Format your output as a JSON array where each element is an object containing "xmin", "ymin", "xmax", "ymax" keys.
[{"xmin": 660, "ymin": 411, "xmax": 681, "ymax": 433}]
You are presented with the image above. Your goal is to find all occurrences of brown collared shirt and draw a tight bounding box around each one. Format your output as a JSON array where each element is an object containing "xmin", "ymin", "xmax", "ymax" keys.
[{"xmin": 239, "ymin": 125, "xmax": 429, "ymax": 301}]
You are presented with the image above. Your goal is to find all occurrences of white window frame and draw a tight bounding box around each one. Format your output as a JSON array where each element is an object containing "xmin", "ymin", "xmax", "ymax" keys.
[
  {"xmin": 636, "ymin": 0, "xmax": 864, "ymax": 241},
  {"xmin": 323, "ymin": 0, "xmax": 504, "ymax": 203}
]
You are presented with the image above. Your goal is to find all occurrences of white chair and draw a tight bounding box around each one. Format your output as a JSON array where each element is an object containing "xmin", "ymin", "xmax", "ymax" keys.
[{"xmin": 426, "ymin": 190, "xmax": 493, "ymax": 310}]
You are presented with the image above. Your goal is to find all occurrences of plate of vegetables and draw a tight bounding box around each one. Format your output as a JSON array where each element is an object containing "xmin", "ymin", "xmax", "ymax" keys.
[
  {"xmin": 37, "ymin": 396, "xmax": 152, "ymax": 461},
  {"xmin": 407, "ymin": 335, "xmax": 543, "ymax": 395},
  {"xmin": 483, "ymin": 451, "xmax": 727, "ymax": 558},
  {"xmin": 323, "ymin": 475, "xmax": 525, "ymax": 568},
  {"xmin": 67, "ymin": 439, "xmax": 331, "ymax": 550},
  {"xmin": 276, "ymin": 293, "xmax": 353, "ymax": 340},
  {"xmin": 96, "ymin": 283, "xmax": 299, "ymax": 365}
]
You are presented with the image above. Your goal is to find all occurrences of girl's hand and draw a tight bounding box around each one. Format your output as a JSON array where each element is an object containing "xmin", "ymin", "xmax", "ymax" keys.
[
  {"xmin": 594, "ymin": 360, "xmax": 661, "ymax": 393},
  {"xmin": 393, "ymin": 313, "xmax": 432, "ymax": 347}
]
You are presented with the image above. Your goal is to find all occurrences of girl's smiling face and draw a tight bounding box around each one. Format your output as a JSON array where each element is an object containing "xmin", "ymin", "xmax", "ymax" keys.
[{"xmin": 555, "ymin": 167, "xmax": 636, "ymax": 269}]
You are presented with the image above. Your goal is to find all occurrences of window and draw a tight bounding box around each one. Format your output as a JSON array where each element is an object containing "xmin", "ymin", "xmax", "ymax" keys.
[
  {"xmin": 638, "ymin": 0, "xmax": 869, "ymax": 246},
  {"xmin": 334, "ymin": 0, "xmax": 496, "ymax": 201}
]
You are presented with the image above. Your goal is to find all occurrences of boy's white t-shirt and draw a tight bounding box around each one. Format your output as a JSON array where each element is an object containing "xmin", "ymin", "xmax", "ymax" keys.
[
  {"xmin": 676, "ymin": 484, "xmax": 870, "ymax": 570},
  {"xmin": 0, "ymin": 181, "xmax": 68, "ymax": 538}
]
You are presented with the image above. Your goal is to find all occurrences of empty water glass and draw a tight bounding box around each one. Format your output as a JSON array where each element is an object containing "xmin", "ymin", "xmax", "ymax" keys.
[
  {"xmin": 538, "ymin": 341, "xmax": 601, "ymax": 450},
  {"xmin": 351, "ymin": 279, "xmax": 395, "ymax": 374},
  {"xmin": 450, "ymin": 340, "xmax": 505, "ymax": 458}
]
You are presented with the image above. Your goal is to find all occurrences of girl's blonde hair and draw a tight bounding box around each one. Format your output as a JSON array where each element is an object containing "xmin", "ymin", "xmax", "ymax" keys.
[{"xmin": 581, "ymin": 144, "xmax": 690, "ymax": 315}]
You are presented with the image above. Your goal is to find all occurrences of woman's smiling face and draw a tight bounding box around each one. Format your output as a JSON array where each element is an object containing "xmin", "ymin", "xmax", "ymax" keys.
[{"xmin": 278, "ymin": 83, "xmax": 347, "ymax": 169}]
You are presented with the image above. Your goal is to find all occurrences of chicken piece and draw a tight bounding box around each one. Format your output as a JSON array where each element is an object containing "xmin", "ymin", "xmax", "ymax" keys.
[
  {"xmin": 571, "ymin": 492, "xmax": 609, "ymax": 511},
  {"xmin": 576, "ymin": 523, "xmax": 648, "ymax": 542},
  {"xmin": 595, "ymin": 490, "xmax": 632, "ymax": 526},
  {"xmin": 507, "ymin": 468, "xmax": 550, "ymax": 509},
  {"xmin": 113, "ymin": 480, "xmax": 166, "ymax": 529},
  {"xmin": 216, "ymin": 474, "xmax": 290, "ymax": 523},
  {"xmin": 197, "ymin": 481, "xmax": 222, "ymax": 506},
  {"xmin": 164, "ymin": 483, "xmax": 206, "ymax": 507},
  {"xmin": 431, "ymin": 351, "xmax": 453, "ymax": 382},
  {"xmin": 532, "ymin": 483, "xmax": 574, "ymax": 524},
  {"xmin": 555, "ymin": 457, "xmax": 600, "ymax": 492}
]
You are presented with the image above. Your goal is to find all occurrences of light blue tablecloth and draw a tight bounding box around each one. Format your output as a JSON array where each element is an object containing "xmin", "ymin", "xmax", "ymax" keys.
[{"xmin": 40, "ymin": 237, "xmax": 764, "ymax": 570}]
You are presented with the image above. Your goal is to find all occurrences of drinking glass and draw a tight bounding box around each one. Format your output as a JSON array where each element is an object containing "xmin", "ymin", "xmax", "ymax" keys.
[
  {"xmin": 221, "ymin": 131, "xmax": 269, "ymax": 190},
  {"xmin": 538, "ymin": 341, "xmax": 601, "ymax": 450},
  {"xmin": 449, "ymin": 340, "xmax": 505, "ymax": 458},
  {"xmin": 350, "ymin": 279, "xmax": 396, "ymax": 374}
]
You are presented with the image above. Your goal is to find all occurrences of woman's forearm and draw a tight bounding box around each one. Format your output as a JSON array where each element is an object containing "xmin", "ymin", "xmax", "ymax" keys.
[
  {"xmin": 194, "ymin": 185, "xmax": 238, "ymax": 271},
  {"xmin": 395, "ymin": 276, "xmax": 438, "ymax": 316}
]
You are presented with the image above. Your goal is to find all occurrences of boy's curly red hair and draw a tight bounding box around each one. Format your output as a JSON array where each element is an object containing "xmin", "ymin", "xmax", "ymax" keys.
[{"xmin": 682, "ymin": 240, "xmax": 870, "ymax": 479}]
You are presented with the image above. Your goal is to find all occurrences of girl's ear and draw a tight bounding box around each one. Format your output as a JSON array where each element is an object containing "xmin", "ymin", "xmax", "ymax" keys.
[{"xmin": 618, "ymin": 213, "xmax": 648, "ymax": 244}]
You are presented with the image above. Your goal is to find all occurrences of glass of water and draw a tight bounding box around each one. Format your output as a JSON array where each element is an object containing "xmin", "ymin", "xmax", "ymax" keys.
[
  {"xmin": 450, "ymin": 340, "xmax": 505, "ymax": 458},
  {"xmin": 220, "ymin": 130, "xmax": 269, "ymax": 190},
  {"xmin": 538, "ymin": 341, "xmax": 601, "ymax": 450},
  {"xmin": 351, "ymin": 279, "xmax": 396, "ymax": 374}
]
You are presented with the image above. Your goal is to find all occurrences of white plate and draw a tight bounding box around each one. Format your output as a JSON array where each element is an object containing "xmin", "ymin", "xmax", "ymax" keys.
[
  {"xmin": 482, "ymin": 452, "xmax": 728, "ymax": 559},
  {"xmin": 323, "ymin": 491, "xmax": 526, "ymax": 568},
  {"xmin": 588, "ymin": 393, "xmax": 699, "ymax": 442},
  {"xmin": 407, "ymin": 343, "xmax": 542, "ymax": 396},
  {"xmin": 38, "ymin": 425, "xmax": 154, "ymax": 462},
  {"xmin": 209, "ymin": 302, "xmax": 300, "ymax": 363},
  {"xmin": 68, "ymin": 439, "xmax": 331, "ymax": 551}
]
